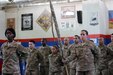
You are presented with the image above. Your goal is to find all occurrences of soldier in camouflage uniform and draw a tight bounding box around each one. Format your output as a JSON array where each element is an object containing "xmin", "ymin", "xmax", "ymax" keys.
[
  {"xmin": 69, "ymin": 35, "xmax": 80, "ymax": 75},
  {"xmin": 107, "ymin": 33, "xmax": 113, "ymax": 75},
  {"xmin": 25, "ymin": 40, "xmax": 43, "ymax": 75},
  {"xmin": 49, "ymin": 45, "xmax": 63, "ymax": 75},
  {"xmin": 62, "ymin": 37, "xmax": 70, "ymax": 61},
  {"xmin": 63, "ymin": 30, "xmax": 99, "ymax": 75},
  {"xmin": 62, "ymin": 37, "xmax": 70, "ymax": 75},
  {"xmin": 97, "ymin": 37, "xmax": 113, "ymax": 75},
  {"xmin": 1, "ymin": 28, "xmax": 28, "ymax": 75},
  {"xmin": 38, "ymin": 38, "xmax": 51, "ymax": 75}
]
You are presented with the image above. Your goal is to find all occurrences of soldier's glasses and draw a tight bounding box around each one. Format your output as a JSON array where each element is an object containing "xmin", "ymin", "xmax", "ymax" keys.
[
  {"xmin": 74, "ymin": 38, "xmax": 78, "ymax": 39},
  {"xmin": 80, "ymin": 34, "xmax": 85, "ymax": 36}
]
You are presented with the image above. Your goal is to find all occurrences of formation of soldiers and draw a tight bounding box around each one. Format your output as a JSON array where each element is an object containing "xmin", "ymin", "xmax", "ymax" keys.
[{"xmin": 1, "ymin": 28, "xmax": 113, "ymax": 75}]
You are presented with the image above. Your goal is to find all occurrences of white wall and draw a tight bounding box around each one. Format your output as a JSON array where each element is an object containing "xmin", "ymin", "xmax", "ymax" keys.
[
  {"xmin": 5, "ymin": 2, "xmax": 82, "ymax": 39},
  {"xmin": 99, "ymin": 1, "xmax": 108, "ymax": 34},
  {"xmin": 82, "ymin": 0, "xmax": 109, "ymax": 35},
  {"xmin": 1, "ymin": 0, "xmax": 113, "ymax": 40},
  {"xmin": 0, "ymin": 10, "xmax": 6, "ymax": 40},
  {"xmin": 83, "ymin": 0, "xmax": 100, "ymax": 34}
]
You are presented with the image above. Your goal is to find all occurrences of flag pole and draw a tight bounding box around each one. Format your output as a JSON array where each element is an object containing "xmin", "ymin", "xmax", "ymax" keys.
[{"xmin": 49, "ymin": 1, "xmax": 69, "ymax": 75}]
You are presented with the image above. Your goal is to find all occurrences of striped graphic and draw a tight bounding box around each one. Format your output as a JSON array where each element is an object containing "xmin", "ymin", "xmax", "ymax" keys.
[
  {"xmin": 109, "ymin": 10, "xmax": 113, "ymax": 29},
  {"xmin": 0, "ymin": 34, "xmax": 111, "ymax": 47}
]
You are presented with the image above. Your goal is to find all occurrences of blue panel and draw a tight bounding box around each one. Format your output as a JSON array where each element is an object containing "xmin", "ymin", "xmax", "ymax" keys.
[
  {"xmin": 21, "ymin": 42, "xmax": 28, "ymax": 47},
  {"xmin": 96, "ymin": 38, "xmax": 111, "ymax": 45},
  {"xmin": 104, "ymin": 38, "xmax": 111, "ymax": 45},
  {"xmin": 0, "ymin": 43, "xmax": 2, "ymax": 47},
  {"xmin": 109, "ymin": 10, "xmax": 113, "ymax": 19},
  {"xmin": 70, "ymin": 40, "xmax": 74, "ymax": 44}
]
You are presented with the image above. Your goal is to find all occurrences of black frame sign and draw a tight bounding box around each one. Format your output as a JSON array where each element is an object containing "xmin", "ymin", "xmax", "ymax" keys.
[{"xmin": 21, "ymin": 13, "xmax": 33, "ymax": 31}]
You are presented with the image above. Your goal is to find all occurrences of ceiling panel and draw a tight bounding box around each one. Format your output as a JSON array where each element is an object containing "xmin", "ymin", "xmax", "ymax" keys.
[{"xmin": 0, "ymin": 0, "xmax": 84, "ymax": 9}]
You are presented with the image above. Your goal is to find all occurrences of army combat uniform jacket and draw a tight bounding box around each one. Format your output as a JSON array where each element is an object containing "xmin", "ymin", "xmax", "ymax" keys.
[
  {"xmin": 38, "ymin": 45, "xmax": 51, "ymax": 75},
  {"xmin": 49, "ymin": 53, "xmax": 63, "ymax": 75},
  {"xmin": 107, "ymin": 42, "xmax": 113, "ymax": 75},
  {"xmin": 65, "ymin": 41, "xmax": 99, "ymax": 71},
  {"xmin": 26, "ymin": 48, "xmax": 43, "ymax": 75},
  {"xmin": 68, "ymin": 43, "xmax": 79, "ymax": 70},
  {"xmin": 38, "ymin": 45, "xmax": 51, "ymax": 66},
  {"xmin": 61, "ymin": 44, "xmax": 71, "ymax": 75},
  {"xmin": 97, "ymin": 45, "xmax": 112, "ymax": 71},
  {"xmin": 97, "ymin": 44, "xmax": 113, "ymax": 75},
  {"xmin": 62, "ymin": 44, "xmax": 70, "ymax": 58},
  {"xmin": 1, "ymin": 41, "xmax": 28, "ymax": 75}
]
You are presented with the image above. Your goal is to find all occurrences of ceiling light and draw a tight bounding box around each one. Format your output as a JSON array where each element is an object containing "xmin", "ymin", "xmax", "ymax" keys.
[{"xmin": 70, "ymin": 0, "xmax": 82, "ymax": 2}]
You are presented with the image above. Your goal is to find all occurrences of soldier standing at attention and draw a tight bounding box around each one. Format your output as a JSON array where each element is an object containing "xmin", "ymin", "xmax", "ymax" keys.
[
  {"xmin": 107, "ymin": 33, "xmax": 113, "ymax": 75},
  {"xmin": 62, "ymin": 37, "xmax": 70, "ymax": 75},
  {"xmin": 62, "ymin": 37, "xmax": 70, "ymax": 59},
  {"xmin": 38, "ymin": 38, "xmax": 51, "ymax": 75},
  {"xmin": 49, "ymin": 45, "xmax": 63, "ymax": 75},
  {"xmin": 69, "ymin": 35, "xmax": 80, "ymax": 75},
  {"xmin": 63, "ymin": 30, "xmax": 99, "ymax": 75},
  {"xmin": 1, "ymin": 28, "xmax": 28, "ymax": 75},
  {"xmin": 25, "ymin": 40, "xmax": 43, "ymax": 75},
  {"xmin": 97, "ymin": 37, "xmax": 113, "ymax": 75}
]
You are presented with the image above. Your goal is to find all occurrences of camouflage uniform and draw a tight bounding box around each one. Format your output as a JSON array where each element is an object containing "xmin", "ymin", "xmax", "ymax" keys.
[
  {"xmin": 25, "ymin": 48, "xmax": 43, "ymax": 75},
  {"xmin": 107, "ymin": 42, "xmax": 113, "ymax": 75},
  {"xmin": 69, "ymin": 43, "xmax": 80, "ymax": 75},
  {"xmin": 62, "ymin": 44, "xmax": 70, "ymax": 60},
  {"xmin": 1, "ymin": 41, "xmax": 28, "ymax": 75},
  {"xmin": 61, "ymin": 44, "xmax": 70, "ymax": 75},
  {"xmin": 38, "ymin": 45, "xmax": 51, "ymax": 75},
  {"xmin": 96, "ymin": 45, "xmax": 113, "ymax": 75},
  {"xmin": 69, "ymin": 59, "xmax": 76, "ymax": 75},
  {"xmin": 49, "ymin": 53, "xmax": 62, "ymax": 75},
  {"xmin": 65, "ymin": 41, "xmax": 99, "ymax": 75}
]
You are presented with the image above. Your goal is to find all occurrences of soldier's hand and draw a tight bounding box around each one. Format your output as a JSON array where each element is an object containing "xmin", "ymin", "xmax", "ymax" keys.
[{"xmin": 62, "ymin": 59, "xmax": 67, "ymax": 64}]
